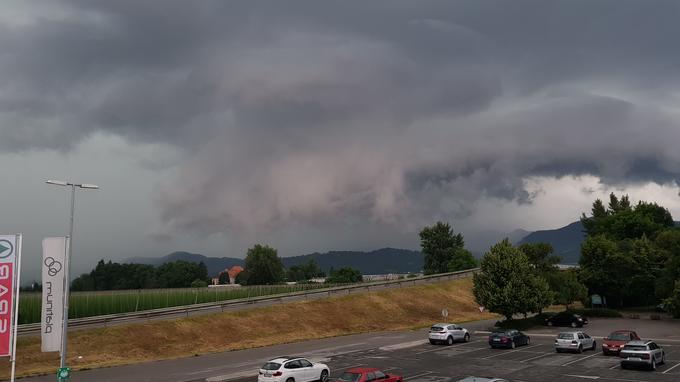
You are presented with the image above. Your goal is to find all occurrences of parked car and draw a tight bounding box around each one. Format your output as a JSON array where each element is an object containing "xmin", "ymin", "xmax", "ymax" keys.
[
  {"xmin": 259, "ymin": 357, "xmax": 329, "ymax": 382},
  {"xmin": 455, "ymin": 378, "xmax": 509, "ymax": 382},
  {"xmin": 602, "ymin": 330, "xmax": 640, "ymax": 355},
  {"xmin": 429, "ymin": 323, "xmax": 471, "ymax": 345},
  {"xmin": 488, "ymin": 329, "xmax": 530, "ymax": 349},
  {"xmin": 544, "ymin": 312, "xmax": 588, "ymax": 328},
  {"xmin": 620, "ymin": 340, "xmax": 665, "ymax": 370},
  {"xmin": 336, "ymin": 367, "xmax": 403, "ymax": 382},
  {"xmin": 554, "ymin": 331, "xmax": 596, "ymax": 353}
]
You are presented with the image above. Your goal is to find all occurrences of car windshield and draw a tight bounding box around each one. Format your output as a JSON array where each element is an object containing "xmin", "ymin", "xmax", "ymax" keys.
[
  {"xmin": 431, "ymin": 326, "xmax": 444, "ymax": 331},
  {"xmin": 338, "ymin": 373, "xmax": 361, "ymax": 382},
  {"xmin": 557, "ymin": 333, "xmax": 574, "ymax": 339},
  {"xmin": 608, "ymin": 333, "xmax": 630, "ymax": 341},
  {"xmin": 623, "ymin": 345, "xmax": 647, "ymax": 351},
  {"xmin": 262, "ymin": 362, "xmax": 281, "ymax": 371}
]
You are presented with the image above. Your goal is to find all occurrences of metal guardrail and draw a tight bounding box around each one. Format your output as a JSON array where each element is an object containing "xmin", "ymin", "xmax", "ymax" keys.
[{"xmin": 17, "ymin": 268, "xmax": 479, "ymax": 335}]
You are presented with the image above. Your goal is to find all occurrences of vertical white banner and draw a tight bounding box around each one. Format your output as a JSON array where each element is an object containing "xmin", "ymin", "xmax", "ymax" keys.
[
  {"xmin": 0, "ymin": 235, "xmax": 17, "ymax": 357},
  {"xmin": 41, "ymin": 237, "xmax": 67, "ymax": 353}
]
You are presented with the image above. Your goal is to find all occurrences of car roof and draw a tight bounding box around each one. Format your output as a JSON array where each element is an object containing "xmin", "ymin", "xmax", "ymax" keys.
[
  {"xmin": 610, "ymin": 330, "xmax": 635, "ymax": 334},
  {"xmin": 432, "ymin": 323, "xmax": 455, "ymax": 326},
  {"xmin": 625, "ymin": 340, "xmax": 650, "ymax": 346},
  {"xmin": 268, "ymin": 356, "xmax": 305, "ymax": 363},
  {"xmin": 346, "ymin": 367, "xmax": 380, "ymax": 373},
  {"xmin": 558, "ymin": 331, "xmax": 579, "ymax": 335}
]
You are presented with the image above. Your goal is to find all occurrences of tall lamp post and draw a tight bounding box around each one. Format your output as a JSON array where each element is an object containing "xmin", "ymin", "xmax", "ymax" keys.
[{"xmin": 45, "ymin": 180, "xmax": 99, "ymax": 375}]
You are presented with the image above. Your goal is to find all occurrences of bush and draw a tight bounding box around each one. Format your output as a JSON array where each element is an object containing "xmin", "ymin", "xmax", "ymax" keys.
[{"xmin": 190, "ymin": 279, "xmax": 208, "ymax": 288}]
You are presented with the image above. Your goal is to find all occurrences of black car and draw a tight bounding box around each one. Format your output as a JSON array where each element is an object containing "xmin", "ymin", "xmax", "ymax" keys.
[
  {"xmin": 488, "ymin": 329, "xmax": 530, "ymax": 349},
  {"xmin": 544, "ymin": 312, "xmax": 588, "ymax": 328}
]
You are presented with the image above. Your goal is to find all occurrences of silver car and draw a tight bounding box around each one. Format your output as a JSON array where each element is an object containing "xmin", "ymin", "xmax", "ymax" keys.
[
  {"xmin": 555, "ymin": 331, "xmax": 596, "ymax": 353},
  {"xmin": 620, "ymin": 340, "xmax": 665, "ymax": 370},
  {"xmin": 428, "ymin": 323, "xmax": 470, "ymax": 345}
]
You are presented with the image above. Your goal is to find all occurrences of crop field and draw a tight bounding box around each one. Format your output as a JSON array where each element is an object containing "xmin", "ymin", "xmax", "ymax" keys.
[{"xmin": 17, "ymin": 283, "xmax": 344, "ymax": 324}]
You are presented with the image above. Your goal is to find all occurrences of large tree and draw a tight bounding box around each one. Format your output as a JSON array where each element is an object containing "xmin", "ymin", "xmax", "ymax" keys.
[
  {"xmin": 420, "ymin": 221, "xmax": 466, "ymax": 274},
  {"xmin": 326, "ymin": 267, "xmax": 363, "ymax": 283},
  {"xmin": 473, "ymin": 239, "xmax": 552, "ymax": 321},
  {"xmin": 244, "ymin": 244, "xmax": 285, "ymax": 285}
]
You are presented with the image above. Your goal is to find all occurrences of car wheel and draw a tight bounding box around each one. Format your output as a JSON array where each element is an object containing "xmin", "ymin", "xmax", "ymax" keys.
[
  {"xmin": 620, "ymin": 363, "xmax": 627, "ymax": 370},
  {"xmin": 662, "ymin": 352, "xmax": 666, "ymax": 365},
  {"xmin": 446, "ymin": 336, "xmax": 453, "ymax": 346},
  {"xmin": 287, "ymin": 378, "xmax": 295, "ymax": 382},
  {"xmin": 591, "ymin": 341, "xmax": 596, "ymax": 351},
  {"xmin": 526, "ymin": 337, "xmax": 531, "ymax": 345},
  {"xmin": 464, "ymin": 333, "xmax": 470, "ymax": 343},
  {"xmin": 651, "ymin": 359, "xmax": 657, "ymax": 371},
  {"xmin": 320, "ymin": 370, "xmax": 329, "ymax": 382},
  {"xmin": 556, "ymin": 348, "xmax": 562, "ymax": 353},
  {"xmin": 429, "ymin": 339, "xmax": 436, "ymax": 345},
  {"xmin": 571, "ymin": 322, "xmax": 577, "ymax": 328},
  {"xmin": 602, "ymin": 350, "xmax": 608, "ymax": 356},
  {"xmin": 547, "ymin": 321, "xmax": 553, "ymax": 326},
  {"xmin": 511, "ymin": 341, "xmax": 516, "ymax": 349},
  {"xmin": 577, "ymin": 345, "xmax": 583, "ymax": 354}
]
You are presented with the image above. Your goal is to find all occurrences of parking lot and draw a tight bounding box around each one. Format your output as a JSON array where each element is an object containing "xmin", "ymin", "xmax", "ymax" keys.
[{"xmin": 226, "ymin": 318, "xmax": 680, "ymax": 382}]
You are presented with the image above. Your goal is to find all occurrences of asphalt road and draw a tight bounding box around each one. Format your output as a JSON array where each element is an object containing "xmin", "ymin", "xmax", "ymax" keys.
[{"xmin": 13, "ymin": 317, "xmax": 680, "ymax": 382}]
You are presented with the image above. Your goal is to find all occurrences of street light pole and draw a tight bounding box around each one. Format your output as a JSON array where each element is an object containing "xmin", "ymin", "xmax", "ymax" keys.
[{"xmin": 46, "ymin": 180, "xmax": 99, "ymax": 375}]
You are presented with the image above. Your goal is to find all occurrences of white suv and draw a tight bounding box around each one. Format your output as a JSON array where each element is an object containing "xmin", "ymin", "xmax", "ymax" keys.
[
  {"xmin": 258, "ymin": 357, "xmax": 329, "ymax": 382},
  {"xmin": 428, "ymin": 323, "xmax": 470, "ymax": 345}
]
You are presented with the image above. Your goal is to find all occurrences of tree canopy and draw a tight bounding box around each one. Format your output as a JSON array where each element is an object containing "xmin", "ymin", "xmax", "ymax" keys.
[
  {"xmin": 244, "ymin": 244, "xmax": 285, "ymax": 285},
  {"xmin": 420, "ymin": 221, "xmax": 469, "ymax": 274},
  {"xmin": 326, "ymin": 267, "xmax": 363, "ymax": 283}
]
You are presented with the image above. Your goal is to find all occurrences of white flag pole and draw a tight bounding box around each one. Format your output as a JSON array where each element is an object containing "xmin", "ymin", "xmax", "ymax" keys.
[{"xmin": 10, "ymin": 234, "xmax": 23, "ymax": 382}]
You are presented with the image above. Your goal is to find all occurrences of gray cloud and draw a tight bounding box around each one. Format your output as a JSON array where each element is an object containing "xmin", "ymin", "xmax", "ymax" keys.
[{"xmin": 2, "ymin": 0, "xmax": 680, "ymax": 241}]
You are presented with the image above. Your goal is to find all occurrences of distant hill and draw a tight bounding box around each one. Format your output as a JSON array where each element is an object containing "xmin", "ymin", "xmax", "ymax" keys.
[
  {"xmin": 465, "ymin": 228, "xmax": 531, "ymax": 257},
  {"xmin": 127, "ymin": 252, "xmax": 244, "ymax": 277},
  {"xmin": 127, "ymin": 248, "xmax": 423, "ymax": 277},
  {"xmin": 281, "ymin": 248, "xmax": 423, "ymax": 275},
  {"xmin": 517, "ymin": 221, "xmax": 585, "ymax": 264}
]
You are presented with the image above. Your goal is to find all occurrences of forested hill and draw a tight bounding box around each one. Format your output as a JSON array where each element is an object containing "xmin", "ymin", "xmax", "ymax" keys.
[
  {"xmin": 516, "ymin": 221, "xmax": 585, "ymax": 264},
  {"xmin": 127, "ymin": 248, "xmax": 423, "ymax": 276},
  {"xmin": 281, "ymin": 248, "xmax": 423, "ymax": 274}
]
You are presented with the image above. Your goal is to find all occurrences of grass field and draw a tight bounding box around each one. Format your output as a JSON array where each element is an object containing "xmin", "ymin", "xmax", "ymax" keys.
[
  {"xmin": 18, "ymin": 283, "xmax": 347, "ymax": 324},
  {"xmin": 0, "ymin": 276, "xmax": 493, "ymax": 379}
]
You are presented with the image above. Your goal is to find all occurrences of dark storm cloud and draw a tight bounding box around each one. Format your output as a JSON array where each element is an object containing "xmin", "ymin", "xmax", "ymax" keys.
[{"xmin": 2, "ymin": 0, "xmax": 680, "ymax": 236}]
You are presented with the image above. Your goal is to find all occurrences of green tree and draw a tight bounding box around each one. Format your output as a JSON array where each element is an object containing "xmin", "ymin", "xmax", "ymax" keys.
[
  {"xmin": 420, "ymin": 221, "xmax": 465, "ymax": 274},
  {"xmin": 244, "ymin": 244, "xmax": 285, "ymax": 285},
  {"xmin": 551, "ymin": 270, "xmax": 588, "ymax": 309},
  {"xmin": 191, "ymin": 279, "xmax": 208, "ymax": 288},
  {"xmin": 473, "ymin": 239, "xmax": 551, "ymax": 321},
  {"xmin": 447, "ymin": 248, "xmax": 478, "ymax": 272},
  {"xmin": 218, "ymin": 271, "xmax": 230, "ymax": 285},
  {"xmin": 326, "ymin": 267, "xmax": 363, "ymax": 283},
  {"xmin": 664, "ymin": 280, "xmax": 680, "ymax": 318},
  {"xmin": 518, "ymin": 243, "xmax": 560, "ymax": 274},
  {"xmin": 287, "ymin": 259, "xmax": 325, "ymax": 282}
]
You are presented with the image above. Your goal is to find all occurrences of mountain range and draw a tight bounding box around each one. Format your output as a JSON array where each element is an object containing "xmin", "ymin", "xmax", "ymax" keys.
[{"xmin": 126, "ymin": 221, "xmax": 594, "ymax": 276}]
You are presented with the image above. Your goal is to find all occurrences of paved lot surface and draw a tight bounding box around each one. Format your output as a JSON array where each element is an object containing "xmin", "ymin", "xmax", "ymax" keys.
[
  {"xmin": 12, "ymin": 317, "xmax": 680, "ymax": 382},
  {"xmin": 222, "ymin": 334, "xmax": 680, "ymax": 382}
]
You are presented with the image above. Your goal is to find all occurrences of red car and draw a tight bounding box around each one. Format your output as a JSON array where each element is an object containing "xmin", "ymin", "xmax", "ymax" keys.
[
  {"xmin": 337, "ymin": 368, "xmax": 403, "ymax": 382},
  {"xmin": 602, "ymin": 330, "xmax": 640, "ymax": 355}
]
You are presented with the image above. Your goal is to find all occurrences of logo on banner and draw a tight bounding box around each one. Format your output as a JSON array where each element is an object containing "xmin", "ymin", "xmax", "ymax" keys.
[
  {"xmin": 0, "ymin": 240, "xmax": 13, "ymax": 259},
  {"xmin": 44, "ymin": 257, "xmax": 63, "ymax": 277}
]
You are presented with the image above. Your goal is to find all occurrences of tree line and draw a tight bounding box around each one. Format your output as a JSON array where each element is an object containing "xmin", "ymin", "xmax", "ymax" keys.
[{"xmin": 71, "ymin": 260, "xmax": 210, "ymax": 291}]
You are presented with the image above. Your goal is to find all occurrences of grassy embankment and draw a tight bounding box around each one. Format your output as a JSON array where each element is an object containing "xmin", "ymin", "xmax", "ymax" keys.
[{"xmin": 0, "ymin": 277, "xmax": 495, "ymax": 379}]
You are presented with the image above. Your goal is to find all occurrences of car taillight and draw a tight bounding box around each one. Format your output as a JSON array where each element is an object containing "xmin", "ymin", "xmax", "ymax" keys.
[{"xmin": 273, "ymin": 371, "xmax": 283, "ymax": 376}]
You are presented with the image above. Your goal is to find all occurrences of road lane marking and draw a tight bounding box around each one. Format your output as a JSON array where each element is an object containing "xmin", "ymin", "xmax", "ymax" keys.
[
  {"xmin": 480, "ymin": 344, "xmax": 543, "ymax": 359},
  {"xmin": 662, "ymin": 361, "xmax": 680, "ymax": 374},
  {"xmin": 403, "ymin": 372, "xmax": 433, "ymax": 380},
  {"xmin": 561, "ymin": 352, "xmax": 602, "ymax": 366},
  {"xmin": 414, "ymin": 340, "xmax": 483, "ymax": 354},
  {"xmin": 609, "ymin": 363, "xmax": 620, "ymax": 370},
  {"xmin": 380, "ymin": 340, "xmax": 428, "ymax": 351},
  {"xmin": 520, "ymin": 352, "xmax": 555, "ymax": 362}
]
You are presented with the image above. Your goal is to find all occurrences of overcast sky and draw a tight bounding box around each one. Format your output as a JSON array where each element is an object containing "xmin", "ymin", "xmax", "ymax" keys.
[{"xmin": 2, "ymin": 1, "xmax": 680, "ymax": 280}]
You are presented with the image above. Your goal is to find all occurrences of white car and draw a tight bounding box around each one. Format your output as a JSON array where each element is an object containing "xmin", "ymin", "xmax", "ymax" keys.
[
  {"xmin": 429, "ymin": 323, "xmax": 470, "ymax": 345},
  {"xmin": 258, "ymin": 357, "xmax": 329, "ymax": 382},
  {"xmin": 555, "ymin": 331, "xmax": 596, "ymax": 353}
]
